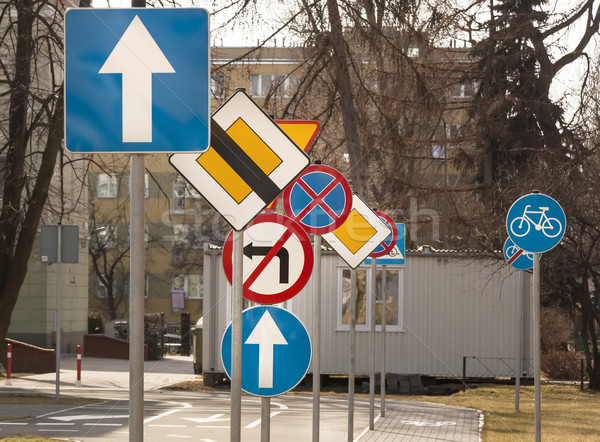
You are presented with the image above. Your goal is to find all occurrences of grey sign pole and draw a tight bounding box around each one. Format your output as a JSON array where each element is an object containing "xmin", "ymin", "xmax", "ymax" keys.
[
  {"xmin": 41, "ymin": 223, "xmax": 80, "ymax": 404},
  {"xmin": 312, "ymin": 235, "xmax": 322, "ymax": 441},
  {"xmin": 533, "ymin": 253, "xmax": 541, "ymax": 442},
  {"xmin": 380, "ymin": 265, "xmax": 387, "ymax": 417},
  {"xmin": 129, "ymin": 153, "xmax": 145, "ymax": 442},
  {"xmin": 129, "ymin": 6, "xmax": 146, "ymax": 442},
  {"xmin": 515, "ymin": 270, "xmax": 526, "ymax": 411},
  {"xmin": 348, "ymin": 268, "xmax": 356, "ymax": 442},
  {"xmin": 261, "ymin": 397, "xmax": 270, "ymax": 442},
  {"xmin": 369, "ymin": 257, "xmax": 376, "ymax": 429},
  {"xmin": 55, "ymin": 225, "xmax": 62, "ymax": 404},
  {"xmin": 231, "ymin": 229, "xmax": 244, "ymax": 442}
]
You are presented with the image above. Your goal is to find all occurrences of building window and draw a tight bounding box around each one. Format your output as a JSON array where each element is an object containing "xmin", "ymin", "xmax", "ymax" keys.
[
  {"xmin": 97, "ymin": 173, "xmax": 118, "ymax": 198},
  {"xmin": 94, "ymin": 224, "xmax": 117, "ymax": 249},
  {"xmin": 337, "ymin": 266, "xmax": 403, "ymax": 331},
  {"xmin": 431, "ymin": 144, "xmax": 447, "ymax": 160},
  {"xmin": 250, "ymin": 74, "xmax": 295, "ymax": 98},
  {"xmin": 187, "ymin": 274, "xmax": 203, "ymax": 299},
  {"xmin": 432, "ymin": 124, "xmax": 460, "ymax": 160},
  {"xmin": 339, "ymin": 269, "xmax": 368, "ymax": 329},
  {"xmin": 172, "ymin": 273, "xmax": 203, "ymax": 299},
  {"xmin": 211, "ymin": 72, "xmax": 225, "ymax": 99},
  {"xmin": 173, "ymin": 176, "xmax": 200, "ymax": 213},
  {"xmin": 448, "ymin": 79, "xmax": 479, "ymax": 99},
  {"xmin": 95, "ymin": 275, "xmax": 117, "ymax": 299}
]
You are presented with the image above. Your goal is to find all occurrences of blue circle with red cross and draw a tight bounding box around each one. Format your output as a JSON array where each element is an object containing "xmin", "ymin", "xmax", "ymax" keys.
[{"xmin": 283, "ymin": 164, "xmax": 352, "ymax": 235}]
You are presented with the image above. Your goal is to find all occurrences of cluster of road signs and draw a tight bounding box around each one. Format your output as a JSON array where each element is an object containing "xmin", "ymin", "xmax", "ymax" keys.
[
  {"xmin": 216, "ymin": 154, "xmax": 399, "ymax": 395},
  {"xmin": 65, "ymin": 15, "xmax": 400, "ymax": 399},
  {"xmin": 504, "ymin": 193, "xmax": 565, "ymax": 269}
]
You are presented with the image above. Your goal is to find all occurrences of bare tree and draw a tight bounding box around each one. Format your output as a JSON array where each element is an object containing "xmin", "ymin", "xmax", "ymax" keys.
[{"xmin": 0, "ymin": 0, "xmax": 70, "ymax": 353}]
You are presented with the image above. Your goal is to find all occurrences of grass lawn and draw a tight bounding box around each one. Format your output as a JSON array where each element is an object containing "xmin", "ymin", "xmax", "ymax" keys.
[
  {"xmin": 0, "ymin": 394, "xmax": 100, "ymax": 426},
  {"xmin": 389, "ymin": 383, "xmax": 600, "ymax": 441},
  {"xmin": 0, "ymin": 394, "xmax": 98, "ymax": 406},
  {"xmin": 0, "ymin": 438, "xmax": 60, "ymax": 442}
]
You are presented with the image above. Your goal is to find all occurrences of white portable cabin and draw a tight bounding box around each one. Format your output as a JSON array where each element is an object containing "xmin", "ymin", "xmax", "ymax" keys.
[{"xmin": 202, "ymin": 244, "xmax": 533, "ymax": 382}]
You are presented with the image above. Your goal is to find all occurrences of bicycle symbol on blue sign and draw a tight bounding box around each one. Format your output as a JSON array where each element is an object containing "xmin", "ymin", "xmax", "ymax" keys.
[{"xmin": 506, "ymin": 193, "xmax": 565, "ymax": 254}]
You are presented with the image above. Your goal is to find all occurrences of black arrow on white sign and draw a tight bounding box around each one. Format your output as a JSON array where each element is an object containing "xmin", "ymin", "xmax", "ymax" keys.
[{"xmin": 244, "ymin": 242, "xmax": 289, "ymax": 284}]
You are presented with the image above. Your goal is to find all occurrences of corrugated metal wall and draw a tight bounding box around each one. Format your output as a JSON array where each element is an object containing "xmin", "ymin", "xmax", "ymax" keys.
[{"xmin": 203, "ymin": 246, "xmax": 533, "ymax": 378}]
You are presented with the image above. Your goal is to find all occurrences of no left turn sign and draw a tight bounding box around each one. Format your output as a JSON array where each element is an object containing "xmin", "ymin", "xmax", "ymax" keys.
[{"xmin": 223, "ymin": 213, "xmax": 313, "ymax": 304}]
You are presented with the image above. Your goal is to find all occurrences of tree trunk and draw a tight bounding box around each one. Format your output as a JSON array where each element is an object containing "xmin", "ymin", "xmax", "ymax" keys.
[
  {"xmin": 326, "ymin": 0, "xmax": 367, "ymax": 196},
  {"xmin": 0, "ymin": 86, "xmax": 63, "ymax": 353}
]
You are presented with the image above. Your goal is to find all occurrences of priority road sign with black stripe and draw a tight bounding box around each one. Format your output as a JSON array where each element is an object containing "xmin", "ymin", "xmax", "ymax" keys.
[
  {"xmin": 222, "ymin": 213, "xmax": 313, "ymax": 304},
  {"xmin": 169, "ymin": 90, "xmax": 310, "ymax": 231}
]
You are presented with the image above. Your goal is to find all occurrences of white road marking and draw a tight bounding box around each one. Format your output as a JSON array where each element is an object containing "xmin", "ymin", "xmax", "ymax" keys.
[{"xmin": 244, "ymin": 411, "xmax": 281, "ymax": 429}]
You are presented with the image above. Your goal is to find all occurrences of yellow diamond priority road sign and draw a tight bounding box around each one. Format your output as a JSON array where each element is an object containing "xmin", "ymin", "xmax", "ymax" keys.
[
  {"xmin": 322, "ymin": 194, "xmax": 392, "ymax": 268},
  {"xmin": 169, "ymin": 90, "xmax": 310, "ymax": 231}
]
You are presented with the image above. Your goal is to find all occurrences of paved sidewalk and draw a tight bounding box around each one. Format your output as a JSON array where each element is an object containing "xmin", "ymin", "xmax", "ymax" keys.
[
  {"xmin": 1, "ymin": 354, "xmax": 198, "ymax": 391},
  {"xmin": 356, "ymin": 401, "xmax": 481, "ymax": 441}
]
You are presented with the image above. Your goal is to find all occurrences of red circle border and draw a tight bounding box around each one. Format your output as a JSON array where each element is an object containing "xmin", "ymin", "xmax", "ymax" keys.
[{"xmin": 223, "ymin": 213, "xmax": 314, "ymax": 304}]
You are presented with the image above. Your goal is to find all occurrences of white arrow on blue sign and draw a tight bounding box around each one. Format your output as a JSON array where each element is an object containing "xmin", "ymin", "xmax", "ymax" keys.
[
  {"xmin": 506, "ymin": 193, "xmax": 565, "ymax": 254},
  {"xmin": 65, "ymin": 9, "xmax": 210, "ymax": 153},
  {"xmin": 221, "ymin": 306, "xmax": 312, "ymax": 397}
]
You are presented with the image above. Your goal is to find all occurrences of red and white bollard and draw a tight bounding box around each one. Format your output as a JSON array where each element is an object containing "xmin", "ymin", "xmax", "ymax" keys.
[
  {"xmin": 76, "ymin": 345, "xmax": 82, "ymax": 387},
  {"xmin": 6, "ymin": 343, "xmax": 12, "ymax": 386}
]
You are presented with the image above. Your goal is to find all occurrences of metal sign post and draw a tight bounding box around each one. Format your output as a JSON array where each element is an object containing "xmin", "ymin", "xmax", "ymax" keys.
[
  {"xmin": 261, "ymin": 397, "xmax": 270, "ymax": 442},
  {"xmin": 515, "ymin": 270, "xmax": 526, "ymax": 411},
  {"xmin": 348, "ymin": 269, "xmax": 356, "ymax": 442},
  {"xmin": 129, "ymin": 6, "xmax": 146, "ymax": 442},
  {"xmin": 313, "ymin": 234, "xmax": 322, "ymax": 441},
  {"xmin": 231, "ymin": 229, "xmax": 244, "ymax": 442},
  {"xmin": 55, "ymin": 225, "xmax": 61, "ymax": 404},
  {"xmin": 129, "ymin": 154, "xmax": 145, "ymax": 442},
  {"xmin": 369, "ymin": 257, "xmax": 376, "ymax": 429},
  {"xmin": 41, "ymin": 224, "xmax": 79, "ymax": 404},
  {"xmin": 533, "ymin": 252, "xmax": 541, "ymax": 442},
  {"xmin": 381, "ymin": 265, "xmax": 387, "ymax": 417}
]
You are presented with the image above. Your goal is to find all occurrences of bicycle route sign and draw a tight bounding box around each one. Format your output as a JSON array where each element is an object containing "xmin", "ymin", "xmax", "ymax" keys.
[
  {"xmin": 221, "ymin": 305, "xmax": 312, "ymax": 397},
  {"xmin": 503, "ymin": 237, "xmax": 536, "ymax": 270},
  {"xmin": 283, "ymin": 164, "xmax": 352, "ymax": 235},
  {"xmin": 222, "ymin": 213, "xmax": 313, "ymax": 304},
  {"xmin": 506, "ymin": 193, "xmax": 565, "ymax": 254}
]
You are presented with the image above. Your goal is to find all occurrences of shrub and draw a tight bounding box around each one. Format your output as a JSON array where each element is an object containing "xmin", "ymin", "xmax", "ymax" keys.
[{"xmin": 542, "ymin": 350, "xmax": 583, "ymax": 380}]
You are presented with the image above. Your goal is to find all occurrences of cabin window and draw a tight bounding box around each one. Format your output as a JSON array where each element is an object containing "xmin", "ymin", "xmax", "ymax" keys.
[{"xmin": 337, "ymin": 266, "xmax": 403, "ymax": 331}]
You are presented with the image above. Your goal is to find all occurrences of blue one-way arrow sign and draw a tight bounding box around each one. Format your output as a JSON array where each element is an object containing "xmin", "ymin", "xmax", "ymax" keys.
[
  {"xmin": 65, "ymin": 9, "xmax": 210, "ymax": 153},
  {"xmin": 221, "ymin": 306, "xmax": 312, "ymax": 397}
]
